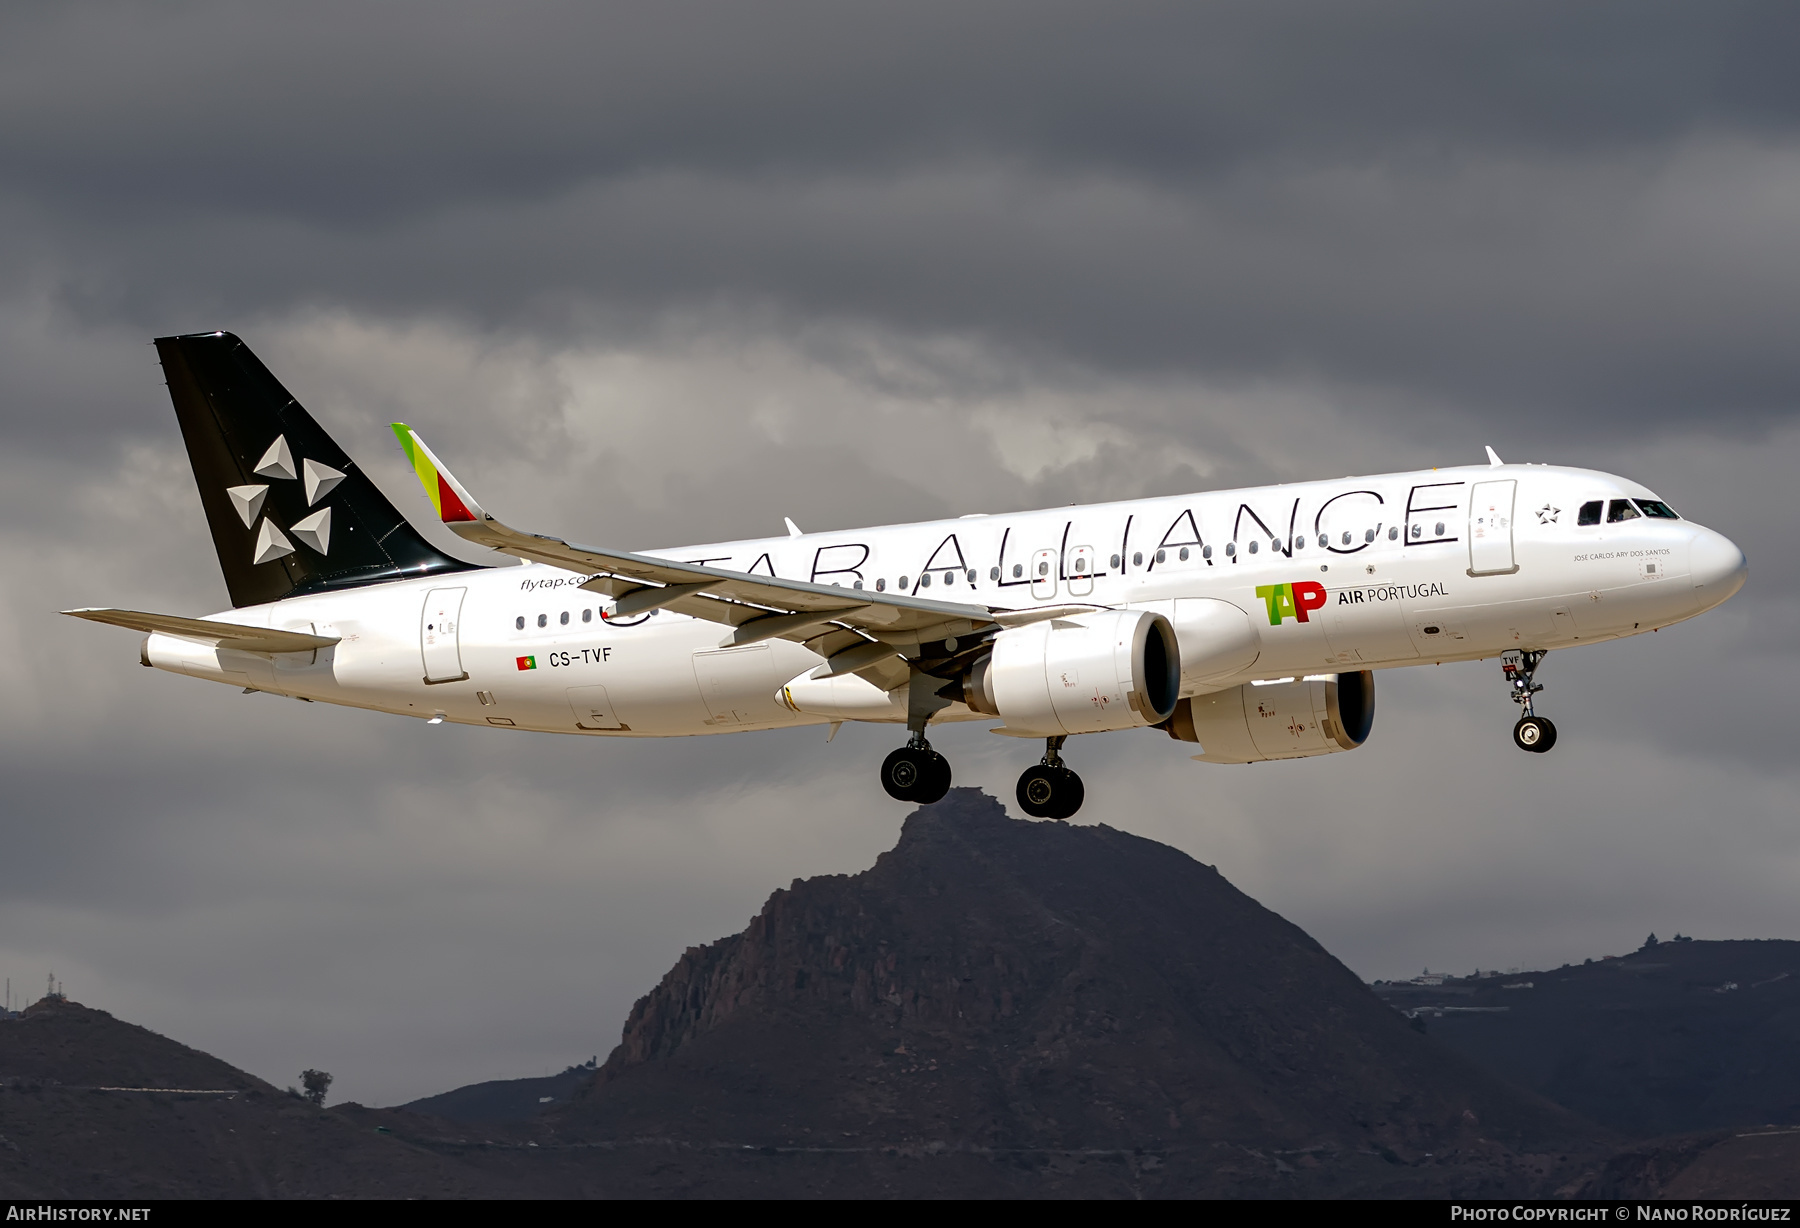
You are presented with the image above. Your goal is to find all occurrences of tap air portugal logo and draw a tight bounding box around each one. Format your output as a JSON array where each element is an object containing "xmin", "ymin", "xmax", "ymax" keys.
[
  {"xmin": 1255, "ymin": 581, "xmax": 1329, "ymax": 626},
  {"xmin": 391, "ymin": 424, "xmax": 478, "ymax": 522},
  {"xmin": 231, "ymin": 434, "xmax": 346, "ymax": 565}
]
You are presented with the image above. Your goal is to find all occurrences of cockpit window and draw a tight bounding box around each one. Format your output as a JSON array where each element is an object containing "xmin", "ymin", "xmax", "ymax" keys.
[
  {"xmin": 1607, "ymin": 498, "xmax": 1640, "ymax": 523},
  {"xmin": 1635, "ymin": 499, "xmax": 1680, "ymax": 520},
  {"xmin": 1577, "ymin": 501, "xmax": 1603, "ymax": 526}
]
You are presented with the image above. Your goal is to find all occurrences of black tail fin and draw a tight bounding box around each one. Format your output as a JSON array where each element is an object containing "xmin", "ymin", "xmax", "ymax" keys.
[{"xmin": 155, "ymin": 331, "xmax": 477, "ymax": 608}]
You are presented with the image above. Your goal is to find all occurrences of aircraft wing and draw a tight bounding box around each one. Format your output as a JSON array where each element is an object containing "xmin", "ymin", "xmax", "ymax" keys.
[
  {"xmin": 391, "ymin": 425, "xmax": 1006, "ymax": 678},
  {"xmin": 63, "ymin": 608, "xmax": 340, "ymax": 655}
]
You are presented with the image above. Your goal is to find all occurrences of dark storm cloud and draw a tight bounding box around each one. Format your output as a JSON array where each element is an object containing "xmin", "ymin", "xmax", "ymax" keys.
[
  {"xmin": 4, "ymin": 2, "xmax": 1800, "ymax": 438},
  {"xmin": 6, "ymin": 2, "xmax": 1798, "ymax": 214}
]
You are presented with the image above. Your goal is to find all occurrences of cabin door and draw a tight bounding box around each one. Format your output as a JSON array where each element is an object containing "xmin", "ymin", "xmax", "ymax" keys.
[
  {"xmin": 1468, "ymin": 480, "xmax": 1518, "ymax": 576},
  {"xmin": 420, "ymin": 587, "xmax": 468, "ymax": 683}
]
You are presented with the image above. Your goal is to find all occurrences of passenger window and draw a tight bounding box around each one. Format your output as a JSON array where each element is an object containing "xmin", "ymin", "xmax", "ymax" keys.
[
  {"xmin": 582, "ymin": 608, "xmax": 592, "ymax": 623},
  {"xmin": 1243, "ymin": 542, "xmax": 1254, "ymax": 555},
  {"xmin": 1155, "ymin": 549, "xmax": 1167, "ymax": 563},
  {"xmin": 1578, "ymin": 501, "xmax": 1603, "ymax": 526},
  {"xmin": 515, "ymin": 616, "xmax": 524, "ymax": 630},
  {"xmin": 560, "ymin": 611, "xmax": 569, "ymax": 625},
  {"xmin": 1607, "ymin": 499, "xmax": 1640, "ymax": 523},
  {"xmin": 1202, "ymin": 545, "xmax": 1213, "ymax": 559},
  {"xmin": 1181, "ymin": 546, "xmax": 1193, "ymax": 560},
  {"xmin": 1036, "ymin": 561, "xmax": 1048, "ymax": 576},
  {"xmin": 1109, "ymin": 554, "xmax": 1120, "ymax": 569},
  {"xmin": 1387, "ymin": 526, "xmax": 1399, "ymax": 540},
  {"xmin": 921, "ymin": 573, "xmax": 932, "ymax": 587},
  {"xmin": 988, "ymin": 568, "xmax": 999, "ymax": 581},
  {"xmin": 876, "ymin": 578, "xmax": 886, "ymax": 591},
  {"xmin": 537, "ymin": 614, "xmax": 547, "ymax": 628},
  {"xmin": 1132, "ymin": 552, "xmax": 1143, "ymax": 566},
  {"xmin": 1012, "ymin": 564, "xmax": 1023, "ymax": 578},
  {"xmin": 1636, "ymin": 499, "xmax": 1680, "ymax": 520},
  {"xmin": 899, "ymin": 575, "xmax": 910, "ymax": 588}
]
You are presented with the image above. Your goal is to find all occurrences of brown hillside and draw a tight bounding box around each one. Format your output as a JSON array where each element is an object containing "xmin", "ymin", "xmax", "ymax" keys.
[
  {"xmin": 0, "ymin": 1000, "xmax": 502, "ymax": 1199},
  {"xmin": 548, "ymin": 788, "xmax": 1604, "ymax": 1196}
]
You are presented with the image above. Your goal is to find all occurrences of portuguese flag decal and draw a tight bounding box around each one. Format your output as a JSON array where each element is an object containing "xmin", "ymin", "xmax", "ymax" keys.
[{"xmin": 516, "ymin": 656, "xmax": 537, "ymax": 671}]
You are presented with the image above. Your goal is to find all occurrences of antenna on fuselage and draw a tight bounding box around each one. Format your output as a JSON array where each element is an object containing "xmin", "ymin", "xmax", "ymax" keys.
[{"xmin": 1485, "ymin": 446, "xmax": 1505, "ymax": 467}]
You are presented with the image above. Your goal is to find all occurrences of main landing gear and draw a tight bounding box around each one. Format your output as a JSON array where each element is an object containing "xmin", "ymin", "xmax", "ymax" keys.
[
  {"xmin": 881, "ymin": 733, "xmax": 952, "ymax": 804},
  {"xmin": 1503, "ymin": 649, "xmax": 1558, "ymax": 754},
  {"xmin": 1016, "ymin": 736, "xmax": 1086, "ymax": 820}
]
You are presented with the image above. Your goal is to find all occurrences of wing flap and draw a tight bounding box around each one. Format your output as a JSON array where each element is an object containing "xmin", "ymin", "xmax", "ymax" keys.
[{"xmin": 391, "ymin": 423, "xmax": 1005, "ymax": 643}]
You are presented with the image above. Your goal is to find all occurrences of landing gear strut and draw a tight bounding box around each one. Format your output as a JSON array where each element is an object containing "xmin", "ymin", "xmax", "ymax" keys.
[
  {"xmin": 1016, "ymin": 736, "xmax": 1085, "ymax": 820},
  {"xmin": 882, "ymin": 727, "xmax": 951, "ymax": 805},
  {"xmin": 1502, "ymin": 649, "xmax": 1557, "ymax": 754}
]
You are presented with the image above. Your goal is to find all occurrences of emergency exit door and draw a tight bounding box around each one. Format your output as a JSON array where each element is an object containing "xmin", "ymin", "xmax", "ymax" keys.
[{"xmin": 1467, "ymin": 480, "xmax": 1518, "ymax": 576}]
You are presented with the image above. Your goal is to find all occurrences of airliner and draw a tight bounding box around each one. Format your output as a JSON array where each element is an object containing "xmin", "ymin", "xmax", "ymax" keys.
[{"xmin": 68, "ymin": 333, "xmax": 1747, "ymax": 819}]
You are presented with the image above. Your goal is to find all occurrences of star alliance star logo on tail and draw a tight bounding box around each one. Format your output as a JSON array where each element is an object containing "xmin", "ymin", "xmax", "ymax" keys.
[{"xmin": 1255, "ymin": 581, "xmax": 1329, "ymax": 626}]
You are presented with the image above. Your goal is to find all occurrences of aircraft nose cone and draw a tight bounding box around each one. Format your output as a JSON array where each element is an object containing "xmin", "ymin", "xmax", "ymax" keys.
[{"xmin": 1690, "ymin": 527, "xmax": 1747, "ymax": 606}]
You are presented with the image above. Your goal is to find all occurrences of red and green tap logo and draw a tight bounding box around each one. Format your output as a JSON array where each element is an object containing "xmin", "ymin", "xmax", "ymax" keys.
[{"xmin": 1255, "ymin": 581, "xmax": 1328, "ymax": 626}]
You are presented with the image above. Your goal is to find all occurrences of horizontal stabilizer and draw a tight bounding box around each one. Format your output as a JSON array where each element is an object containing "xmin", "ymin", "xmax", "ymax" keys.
[{"xmin": 63, "ymin": 608, "xmax": 339, "ymax": 655}]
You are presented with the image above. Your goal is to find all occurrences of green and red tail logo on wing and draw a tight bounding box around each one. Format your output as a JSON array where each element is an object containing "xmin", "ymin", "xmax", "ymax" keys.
[{"xmin": 1255, "ymin": 581, "xmax": 1328, "ymax": 625}]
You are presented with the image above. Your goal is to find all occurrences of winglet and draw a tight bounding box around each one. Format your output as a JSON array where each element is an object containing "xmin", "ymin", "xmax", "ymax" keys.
[
  {"xmin": 390, "ymin": 424, "xmax": 485, "ymax": 524},
  {"xmin": 1485, "ymin": 445, "xmax": 1504, "ymax": 468}
]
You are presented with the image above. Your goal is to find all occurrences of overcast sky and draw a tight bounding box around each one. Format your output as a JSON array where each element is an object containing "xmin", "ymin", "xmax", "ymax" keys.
[{"xmin": 2, "ymin": 1, "xmax": 1797, "ymax": 1106}]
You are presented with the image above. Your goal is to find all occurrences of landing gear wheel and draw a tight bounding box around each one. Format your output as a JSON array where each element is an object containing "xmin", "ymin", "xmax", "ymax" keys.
[
  {"xmin": 881, "ymin": 746, "xmax": 952, "ymax": 803},
  {"xmin": 1513, "ymin": 715, "xmax": 1557, "ymax": 754},
  {"xmin": 1016, "ymin": 764, "xmax": 1085, "ymax": 820}
]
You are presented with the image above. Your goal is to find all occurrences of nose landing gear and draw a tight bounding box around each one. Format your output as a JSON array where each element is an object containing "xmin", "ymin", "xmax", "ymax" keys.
[
  {"xmin": 1016, "ymin": 735, "xmax": 1086, "ymax": 819},
  {"xmin": 1503, "ymin": 649, "xmax": 1557, "ymax": 754}
]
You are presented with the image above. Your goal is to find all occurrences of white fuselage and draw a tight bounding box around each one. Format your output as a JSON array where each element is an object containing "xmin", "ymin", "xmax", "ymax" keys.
[{"xmin": 145, "ymin": 463, "xmax": 1747, "ymax": 740}]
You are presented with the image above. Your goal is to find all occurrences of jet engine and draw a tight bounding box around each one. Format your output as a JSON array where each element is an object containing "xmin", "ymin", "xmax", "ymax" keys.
[
  {"xmin": 962, "ymin": 610, "xmax": 1180, "ymax": 736},
  {"xmin": 1163, "ymin": 671, "xmax": 1373, "ymax": 763}
]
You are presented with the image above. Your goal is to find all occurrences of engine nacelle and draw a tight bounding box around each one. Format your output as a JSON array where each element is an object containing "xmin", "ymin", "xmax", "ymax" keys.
[
  {"xmin": 963, "ymin": 610, "xmax": 1180, "ymax": 736},
  {"xmin": 1164, "ymin": 671, "xmax": 1374, "ymax": 763},
  {"xmin": 1130, "ymin": 597, "xmax": 1263, "ymax": 695}
]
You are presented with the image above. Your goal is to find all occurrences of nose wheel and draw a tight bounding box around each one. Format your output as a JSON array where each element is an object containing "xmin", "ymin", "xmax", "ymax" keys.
[
  {"xmin": 1503, "ymin": 650, "xmax": 1557, "ymax": 754},
  {"xmin": 1016, "ymin": 736, "xmax": 1085, "ymax": 819},
  {"xmin": 1512, "ymin": 715, "xmax": 1557, "ymax": 752},
  {"xmin": 881, "ymin": 737, "xmax": 951, "ymax": 804}
]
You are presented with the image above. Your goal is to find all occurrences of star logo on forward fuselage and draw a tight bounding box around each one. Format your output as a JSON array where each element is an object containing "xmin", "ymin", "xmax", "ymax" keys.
[{"xmin": 1536, "ymin": 504, "xmax": 1560, "ymax": 524}]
